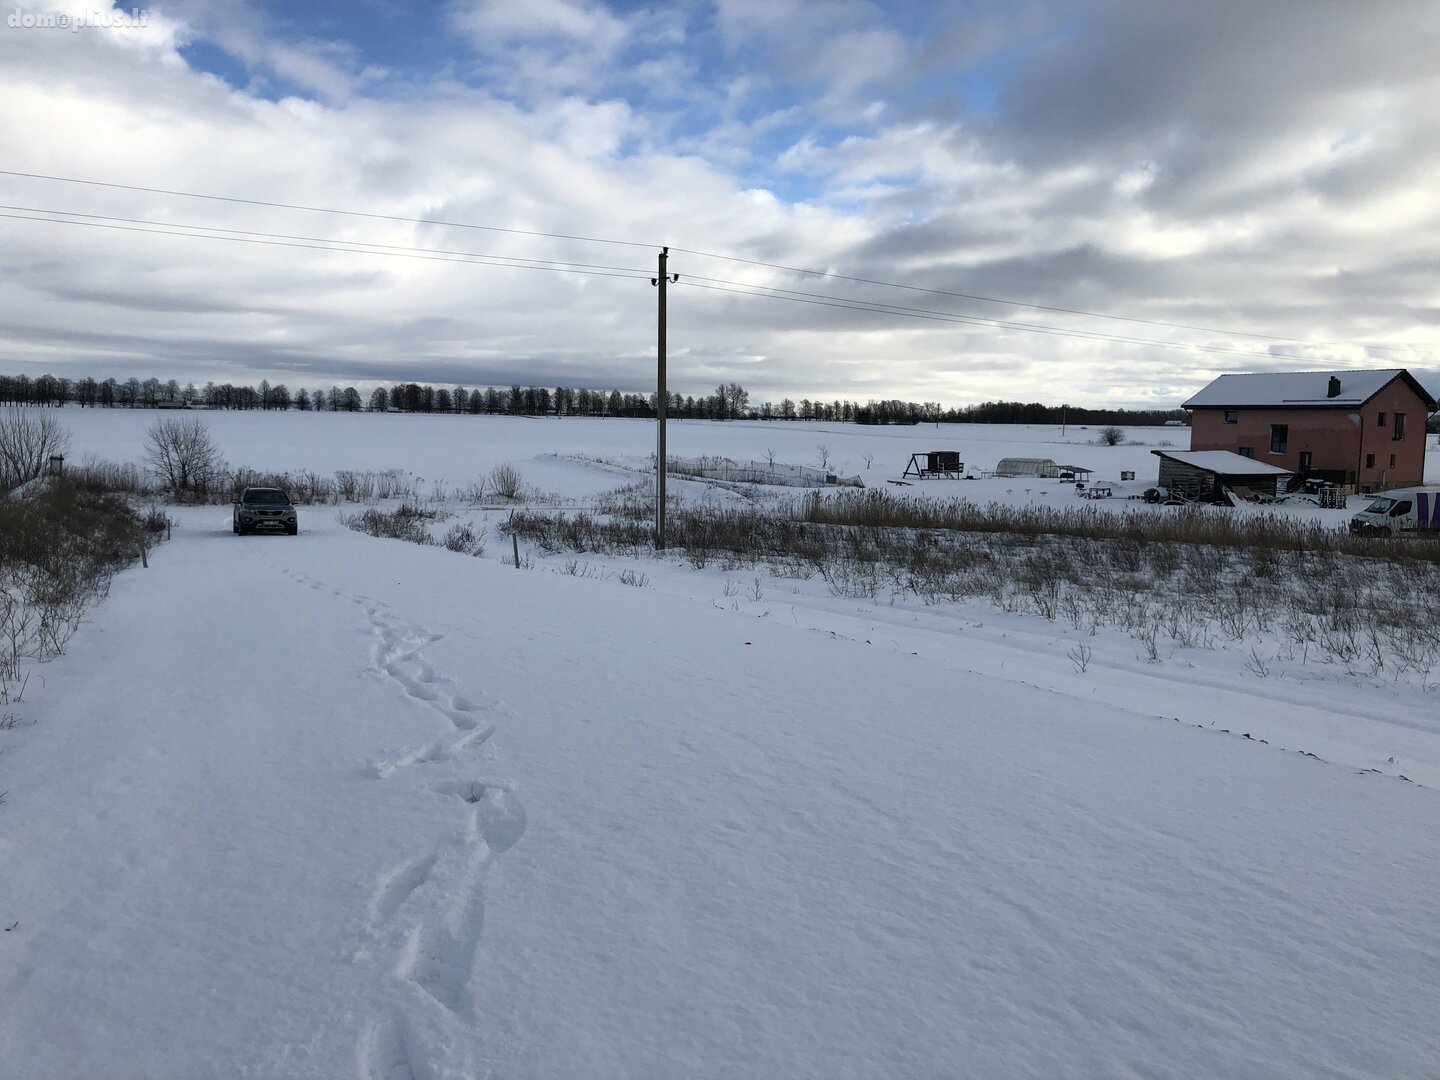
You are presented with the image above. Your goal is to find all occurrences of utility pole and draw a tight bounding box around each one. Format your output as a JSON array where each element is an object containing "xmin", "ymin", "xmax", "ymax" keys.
[{"xmin": 652, "ymin": 247, "xmax": 678, "ymax": 549}]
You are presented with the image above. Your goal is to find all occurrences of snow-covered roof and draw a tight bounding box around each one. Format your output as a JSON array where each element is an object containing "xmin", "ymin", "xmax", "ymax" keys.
[
  {"xmin": 1151, "ymin": 450, "xmax": 1293, "ymax": 476},
  {"xmin": 1183, "ymin": 369, "xmax": 1431, "ymax": 409}
]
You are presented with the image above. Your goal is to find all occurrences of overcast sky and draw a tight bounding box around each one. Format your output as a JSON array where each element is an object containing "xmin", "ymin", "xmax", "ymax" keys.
[{"xmin": 1, "ymin": 0, "xmax": 1438, "ymax": 408}]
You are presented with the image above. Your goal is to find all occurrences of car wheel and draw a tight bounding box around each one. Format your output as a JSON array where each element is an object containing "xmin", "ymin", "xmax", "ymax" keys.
[{"xmin": 287, "ymin": 524, "xmax": 298, "ymax": 535}]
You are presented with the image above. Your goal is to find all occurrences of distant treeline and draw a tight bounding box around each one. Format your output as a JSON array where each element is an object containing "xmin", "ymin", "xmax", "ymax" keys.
[{"xmin": 0, "ymin": 372, "xmax": 1193, "ymax": 426}]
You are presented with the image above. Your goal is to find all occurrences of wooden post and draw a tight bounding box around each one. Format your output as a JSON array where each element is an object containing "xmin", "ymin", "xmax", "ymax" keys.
[{"xmin": 652, "ymin": 248, "xmax": 678, "ymax": 550}]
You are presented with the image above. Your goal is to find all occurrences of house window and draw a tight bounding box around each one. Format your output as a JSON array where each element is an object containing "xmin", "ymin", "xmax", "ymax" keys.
[
  {"xmin": 1393, "ymin": 413, "xmax": 1406, "ymax": 440},
  {"xmin": 1377, "ymin": 412, "xmax": 1386, "ymax": 427},
  {"xmin": 1223, "ymin": 410, "xmax": 1238, "ymax": 424},
  {"xmin": 1298, "ymin": 451, "xmax": 1312, "ymax": 472},
  {"xmin": 1237, "ymin": 446, "xmax": 1254, "ymax": 459},
  {"xmin": 1389, "ymin": 454, "xmax": 1396, "ymax": 468},
  {"xmin": 1269, "ymin": 424, "xmax": 1288, "ymax": 454},
  {"xmin": 1366, "ymin": 453, "xmax": 1375, "ymax": 469}
]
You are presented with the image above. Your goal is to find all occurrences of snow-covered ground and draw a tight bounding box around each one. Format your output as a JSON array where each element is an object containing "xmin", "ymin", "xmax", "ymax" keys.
[
  {"xmin": 3, "ymin": 411, "xmax": 1440, "ymax": 1078},
  {"xmin": 58, "ymin": 407, "xmax": 1440, "ymax": 524}
]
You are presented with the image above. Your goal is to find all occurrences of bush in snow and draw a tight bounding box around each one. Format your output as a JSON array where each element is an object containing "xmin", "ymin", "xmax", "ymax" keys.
[
  {"xmin": 340, "ymin": 503, "xmax": 445, "ymax": 546},
  {"xmin": 0, "ymin": 408, "xmax": 70, "ymax": 490},
  {"xmin": 0, "ymin": 478, "xmax": 164, "ymax": 701},
  {"xmin": 487, "ymin": 463, "xmax": 525, "ymax": 501},
  {"xmin": 442, "ymin": 522, "xmax": 487, "ymax": 557}
]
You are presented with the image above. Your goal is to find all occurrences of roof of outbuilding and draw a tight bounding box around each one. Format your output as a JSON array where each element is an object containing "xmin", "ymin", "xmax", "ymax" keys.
[
  {"xmin": 1151, "ymin": 450, "xmax": 1293, "ymax": 476},
  {"xmin": 1184, "ymin": 369, "xmax": 1437, "ymax": 410}
]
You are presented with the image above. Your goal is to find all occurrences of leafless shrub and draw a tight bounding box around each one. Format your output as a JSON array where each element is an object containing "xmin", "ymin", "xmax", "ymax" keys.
[
  {"xmin": 0, "ymin": 409, "xmax": 70, "ymax": 490},
  {"xmin": 442, "ymin": 522, "xmax": 487, "ymax": 556},
  {"xmin": 488, "ymin": 462, "xmax": 525, "ymax": 500},
  {"xmin": 0, "ymin": 479, "xmax": 163, "ymax": 701},
  {"xmin": 1244, "ymin": 646, "xmax": 1271, "ymax": 678},
  {"xmin": 1068, "ymin": 642, "xmax": 1092, "ymax": 673},
  {"xmin": 67, "ymin": 457, "xmax": 154, "ymax": 497},
  {"xmin": 374, "ymin": 469, "xmax": 413, "ymax": 500},
  {"xmin": 340, "ymin": 503, "xmax": 444, "ymax": 545},
  {"xmin": 1096, "ymin": 425, "xmax": 1126, "ymax": 446}
]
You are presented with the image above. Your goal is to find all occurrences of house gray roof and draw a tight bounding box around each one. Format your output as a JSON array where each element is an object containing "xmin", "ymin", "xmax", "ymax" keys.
[
  {"xmin": 1151, "ymin": 450, "xmax": 1292, "ymax": 476},
  {"xmin": 1184, "ymin": 369, "xmax": 1435, "ymax": 410}
]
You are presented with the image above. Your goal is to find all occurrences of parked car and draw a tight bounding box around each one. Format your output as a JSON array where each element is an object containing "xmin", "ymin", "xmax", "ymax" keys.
[
  {"xmin": 1349, "ymin": 488, "xmax": 1440, "ymax": 537},
  {"xmin": 234, "ymin": 487, "xmax": 298, "ymax": 535}
]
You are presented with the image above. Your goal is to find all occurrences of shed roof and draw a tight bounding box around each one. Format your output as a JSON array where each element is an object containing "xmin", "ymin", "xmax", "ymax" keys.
[
  {"xmin": 1184, "ymin": 369, "xmax": 1437, "ymax": 411},
  {"xmin": 1151, "ymin": 450, "xmax": 1292, "ymax": 476}
]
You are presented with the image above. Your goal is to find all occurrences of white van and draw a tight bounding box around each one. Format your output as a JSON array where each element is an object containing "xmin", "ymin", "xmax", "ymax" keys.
[{"xmin": 1349, "ymin": 488, "xmax": 1440, "ymax": 537}]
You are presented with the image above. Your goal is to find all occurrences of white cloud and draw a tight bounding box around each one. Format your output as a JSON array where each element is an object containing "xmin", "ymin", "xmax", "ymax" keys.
[
  {"xmin": 0, "ymin": 0, "xmax": 1436, "ymax": 407},
  {"xmin": 452, "ymin": 0, "xmax": 630, "ymax": 52}
]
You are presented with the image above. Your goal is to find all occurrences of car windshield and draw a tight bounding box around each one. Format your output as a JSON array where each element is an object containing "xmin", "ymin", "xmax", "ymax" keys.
[
  {"xmin": 1363, "ymin": 497, "xmax": 1395, "ymax": 514},
  {"xmin": 244, "ymin": 490, "xmax": 290, "ymax": 505}
]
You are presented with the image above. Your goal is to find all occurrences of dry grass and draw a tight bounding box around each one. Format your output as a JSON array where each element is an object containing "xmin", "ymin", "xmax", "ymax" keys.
[
  {"xmin": 0, "ymin": 478, "xmax": 165, "ymax": 701},
  {"xmin": 504, "ymin": 489, "xmax": 1440, "ymax": 682},
  {"xmin": 340, "ymin": 503, "xmax": 446, "ymax": 545}
]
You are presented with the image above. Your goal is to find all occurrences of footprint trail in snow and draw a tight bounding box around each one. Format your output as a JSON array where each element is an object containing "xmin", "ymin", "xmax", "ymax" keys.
[{"xmin": 267, "ymin": 558, "xmax": 527, "ymax": 1079}]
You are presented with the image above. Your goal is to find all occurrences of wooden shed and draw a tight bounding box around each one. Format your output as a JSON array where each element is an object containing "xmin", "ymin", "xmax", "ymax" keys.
[{"xmin": 1151, "ymin": 450, "xmax": 1293, "ymax": 503}]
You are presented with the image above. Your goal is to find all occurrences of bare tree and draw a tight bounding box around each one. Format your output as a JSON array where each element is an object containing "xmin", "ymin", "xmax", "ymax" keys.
[
  {"xmin": 816, "ymin": 444, "xmax": 831, "ymax": 471},
  {"xmin": 145, "ymin": 417, "xmax": 223, "ymax": 498},
  {"xmin": 0, "ymin": 408, "xmax": 70, "ymax": 488},
  {"xmin": 1097, "ymin": 425, "xmax": 1126, "ymax": 447}
]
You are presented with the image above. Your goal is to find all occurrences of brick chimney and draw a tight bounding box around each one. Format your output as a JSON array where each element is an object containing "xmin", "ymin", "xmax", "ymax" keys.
[{"xmin": 1327, "ymin": 376, "xmax": 1341, "ymax": 398}]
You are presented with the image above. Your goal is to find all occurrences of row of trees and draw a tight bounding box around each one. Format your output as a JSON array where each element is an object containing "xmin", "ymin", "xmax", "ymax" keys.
[{"xmin": 0, "ymin": 371, "xmax": 1192, "ymax": 426}]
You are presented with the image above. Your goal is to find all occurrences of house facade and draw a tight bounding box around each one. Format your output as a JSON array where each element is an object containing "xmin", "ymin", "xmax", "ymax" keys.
[{"xmin": 1185, "ymin": 369, "xmax": 1436, "ymax": 492}]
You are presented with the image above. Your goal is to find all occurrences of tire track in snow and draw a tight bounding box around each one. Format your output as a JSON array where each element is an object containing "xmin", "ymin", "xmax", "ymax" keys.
[{"xmin": 262, "ymin": 558, "xmax": 526, "ymax": 1078}]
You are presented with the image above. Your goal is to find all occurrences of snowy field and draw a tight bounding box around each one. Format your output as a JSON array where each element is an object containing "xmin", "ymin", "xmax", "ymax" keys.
[
  {"xmin": 55, "ymin": 406, "xmax": 1440, "ymax": 521},
  {"xmin": 3, "ymin": 409, "xmax": 1440, "ymax": 1078}
]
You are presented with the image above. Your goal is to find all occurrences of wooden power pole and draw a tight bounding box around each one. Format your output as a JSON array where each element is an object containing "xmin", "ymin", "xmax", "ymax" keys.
[{"xmin": 652, "ymin": 248, "xmax": 678, "ymax": 549}]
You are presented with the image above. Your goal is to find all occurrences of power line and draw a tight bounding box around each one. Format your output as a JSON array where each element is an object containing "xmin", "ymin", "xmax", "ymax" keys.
[
  {"xmin": 683, "ymin": 272, "xmax": 1315, "ymax": 356},
  {"xmin": 0, "ymin": 168, "xmax": 656, "ymax": 251},
  {"xmin": 0, "ymin": 206, "xmax": 1377, "ymax": 364},
  {"xmin": 0, "ymin": 204, "xmax": 653, "ymax": 276},
  {"xmin": 678, "ymin": 280, "xmax": 1338, "ymax": 365},
  {"xmin": 0, "ymin": 211, "xmax": 655, "ymax": 281},
  {"xmin": 1, "ymin": 168, "xmax": 1425, "ymax": 353}
]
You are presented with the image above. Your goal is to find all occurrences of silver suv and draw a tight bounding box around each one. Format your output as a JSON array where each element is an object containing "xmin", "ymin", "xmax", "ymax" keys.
[{"xmin": 233, "ymin": 487, "xmax": 298, "ymax": 535}]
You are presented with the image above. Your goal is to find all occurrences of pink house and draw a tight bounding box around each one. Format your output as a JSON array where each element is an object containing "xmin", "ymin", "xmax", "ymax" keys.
[{"xmin": 1185, "ymin": 369, "xmax": 1436, "ymax": 493}]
